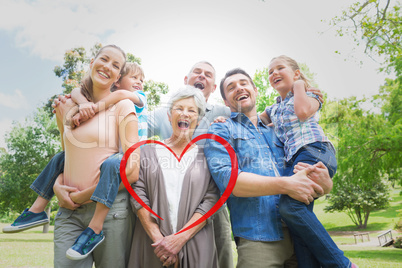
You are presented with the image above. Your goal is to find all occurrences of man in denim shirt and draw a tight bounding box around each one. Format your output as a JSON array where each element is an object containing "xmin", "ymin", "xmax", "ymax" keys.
[{"xmin": 204, "ymin": 68, "xmax": 333, "ymax": 267}]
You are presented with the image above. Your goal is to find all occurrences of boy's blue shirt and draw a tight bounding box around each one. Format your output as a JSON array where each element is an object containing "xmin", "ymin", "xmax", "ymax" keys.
[{"xmin": 133, "ymin": 90, "xmax": 148, "ymax": 141}]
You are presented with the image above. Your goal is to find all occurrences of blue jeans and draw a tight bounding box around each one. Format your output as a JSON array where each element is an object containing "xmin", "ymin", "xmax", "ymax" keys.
[
  {"xmin": 30, "ymin": 151, "xmax": 65, "ymax": 200},
  {"xmin": 91, "ymin": 153, "xmax": 123, "ymax": 208},
  {"xmin": 279, "ymin": 142, "xmax": 350, "ymax": 268},
  {"xmin": 30, "ymin": 152, "xmax": 122, "ymax": 209}
]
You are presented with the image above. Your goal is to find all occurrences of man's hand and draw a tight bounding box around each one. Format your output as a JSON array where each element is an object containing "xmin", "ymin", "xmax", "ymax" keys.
[
  {"xmin": 212, "ymin": 116, "xmax": 227, "ymax": 124},
  {"xmin": 53, "ymin": 183, "xmax": 80, "ymax": 210},
  {"xmin": 69, "ymin": 190, "xmax": 88, "ymax": 205},
  {"xmin": 285, "ymin": 169, "xmax": 324, "ymax": 205},
  {"xmin": 294, "ymin": 162, "xmax": 333, "ymax": 195},
  {"xmin": 306, "ymin": 87, "xmax": 324, "ymax": 104}
]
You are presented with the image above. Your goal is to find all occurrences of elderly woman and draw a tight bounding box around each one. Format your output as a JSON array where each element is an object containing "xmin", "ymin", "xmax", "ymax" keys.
[{"xmin": 128, "ymin": 86, "xmax": 220, "ymax": 268}]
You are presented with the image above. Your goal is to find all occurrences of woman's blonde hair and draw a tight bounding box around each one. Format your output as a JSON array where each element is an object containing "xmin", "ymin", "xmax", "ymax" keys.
[
  {"xmin": 270, "ymin": 55, "xmax": 312, "ymax": 88},
  {"xmin": 80, "ymin": 44, "xmax": 126, "ymax": 101}
]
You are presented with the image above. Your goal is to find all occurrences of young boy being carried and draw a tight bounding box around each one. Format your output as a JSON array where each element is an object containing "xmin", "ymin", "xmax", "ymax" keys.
[{"xmin": 3, "ymin": 62, "xmax": 147, "ymax": 260}]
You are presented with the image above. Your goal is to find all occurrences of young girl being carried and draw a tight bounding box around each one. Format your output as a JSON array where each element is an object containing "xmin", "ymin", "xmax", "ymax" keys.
[{"xmin": 260, "ymin": 55, "xmax": 356, "ymax": 268}]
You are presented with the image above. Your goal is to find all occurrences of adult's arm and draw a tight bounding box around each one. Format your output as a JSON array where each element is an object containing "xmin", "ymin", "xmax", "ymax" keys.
[
  {"xmin": 53, "ymin": 174, "xmax": 80, "ymax": 210},
  {"xmin": 204, "ymin": 123, "xmax": 324, "ymax": 205}
]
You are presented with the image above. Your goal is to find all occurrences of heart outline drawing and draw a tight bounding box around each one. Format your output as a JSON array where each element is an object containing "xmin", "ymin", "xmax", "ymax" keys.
[{"xmin": 120, "ymin": 133, "xmax": 238, "ymax": 235}]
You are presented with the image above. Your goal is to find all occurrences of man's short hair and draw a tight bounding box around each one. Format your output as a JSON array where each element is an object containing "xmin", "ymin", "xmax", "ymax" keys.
[{"xmin": 219, "ymin": 68, "xmax": 255, "ymax": 100}]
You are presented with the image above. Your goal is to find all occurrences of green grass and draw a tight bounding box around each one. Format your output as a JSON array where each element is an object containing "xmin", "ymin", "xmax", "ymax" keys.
[
  {"xmin": 0, "ymin": 224, "xmax": 54, "ymax": 268},
  {"xmin": 315, "ymin": 187, "xmax": 402, "ymax": 232},
  {"xmin": 1, "ymin": 187, "xmax": 401, "ymax": 267},
  {"xmin": 343, "ymin": 247, "xmax": 402, "ymax": 267}
]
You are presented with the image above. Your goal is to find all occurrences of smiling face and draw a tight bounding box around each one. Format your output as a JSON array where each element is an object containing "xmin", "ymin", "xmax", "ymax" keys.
[
  {"xmin": 90, "ymin": 47, "xmax": 125, "ymax": 90},
  {"xmin": 184, "ymin": 62, "xmax": 216, "ymax": 101},
  {"xmin": 168, "ymin": 97, "xmax": 200, "ymax": 140},
  {"xmin": 223, "ymin": 73, "xmax": 258, "ymax": 117},
  {"xmin": 116, "ymin": 70, "xmax": 144, "ymax": 92},
  {"xmin": 268, "ymin": 58, "xmax": 300, "ymax": 98}
]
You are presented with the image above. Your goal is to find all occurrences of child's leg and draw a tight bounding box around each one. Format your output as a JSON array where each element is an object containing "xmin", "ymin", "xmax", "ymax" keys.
[
  {"xmin": 30, "ymin": 151, "xmax": 66, "ymax": 207},
  {"xmin": 90, "ymin": 153, "xmax": 123, "ymax": 209},
  {"xmin": 66, "ymin": 153, "xmax": 121, "ymax": 260},
  {"xmin": 88, "ymin": 153, "xmax": 123, "ymax": 232},
  {"xmin": 279, "ymin": 142, "xmax": 349, "ymax": 268},
  {"xmin": 2, "ymin": 151, "xmax": 65, "ymax": 233}
]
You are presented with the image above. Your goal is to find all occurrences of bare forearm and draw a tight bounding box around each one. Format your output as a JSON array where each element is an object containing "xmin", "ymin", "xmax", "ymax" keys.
[
  {"xmin": 71, "ymin": 88, "xmax": 89, "ymax": 105},
  {"xmin": 137, "ymin": 208, "xmax": 164, "ymax": 243},
  {"xmin": 176, "ymin": 212, "xmax": 206, "ymax": 241}
]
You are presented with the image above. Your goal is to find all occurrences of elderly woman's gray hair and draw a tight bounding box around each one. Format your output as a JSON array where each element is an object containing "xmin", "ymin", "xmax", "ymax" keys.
[{"xmin": 167, "ymin": 85, "xmax": 206, "ymax": 119}]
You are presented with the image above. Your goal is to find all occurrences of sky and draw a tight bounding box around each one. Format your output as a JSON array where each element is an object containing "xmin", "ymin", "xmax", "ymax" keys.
[{"xmin": 0, "ymin": 0, "xmax": 390, "ymax": 149}]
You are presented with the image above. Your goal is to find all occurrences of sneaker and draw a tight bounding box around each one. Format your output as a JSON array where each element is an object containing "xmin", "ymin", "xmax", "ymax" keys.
[
  {"xmin": 66, "ymin": 227, "xmax": 105, "ymax": 261},
  {"xmin": 2, "ymin": 208, "xmax": 49, "ymax": 233}
]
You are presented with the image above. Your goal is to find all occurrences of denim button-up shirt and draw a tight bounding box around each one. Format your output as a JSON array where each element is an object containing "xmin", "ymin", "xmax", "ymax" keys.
[{"xmin": 204, "ymin": 112, "xmax": 286, "ymax": 242}]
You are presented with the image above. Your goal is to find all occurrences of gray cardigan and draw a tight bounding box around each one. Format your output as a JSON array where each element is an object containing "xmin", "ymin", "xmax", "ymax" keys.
[{"xmin": 128, "ymin": 145, "xmax": 219, "ymax": 268}]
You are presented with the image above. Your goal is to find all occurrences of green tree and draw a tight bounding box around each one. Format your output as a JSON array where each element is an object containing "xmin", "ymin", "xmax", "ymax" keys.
[
  {"xmin": 322, "ymin": 97, "xmax": 394, "ymax": 228},
  {"xmin": 44, "ymin": 43, "xmax": 168, "ymax": 115},
  {"xmin": 322, "ymin": 0, "xmax": 402, "ymax": 227},
  {"xmin": 253, "ymin": 67, "xmax": 278, "ymax": 113},
  {"xmin": 143, "ymin": 80, "xmax": 169, "ymax": 111},
  {"xmin": 330, "ymin": 0, "xmax": 402, "ymax": 73},
  {"xmin": 0, "ymin": 108, "xmax": 61, "ymax": 213}
]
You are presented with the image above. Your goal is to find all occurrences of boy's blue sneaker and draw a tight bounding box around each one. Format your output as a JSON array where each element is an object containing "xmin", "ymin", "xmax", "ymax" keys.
[
  {"xmin": 2, "ymin": 208, "xmax": 49, "ymax": 233},
  {"xmin": 66, "ymin": 227, "xmax": 105, "ymax": 260}
]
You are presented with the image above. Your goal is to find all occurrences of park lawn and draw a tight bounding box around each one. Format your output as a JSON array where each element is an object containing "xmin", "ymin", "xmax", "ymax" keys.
[
  {"xmin": 342, "ymin": 246, "xmax": 402, "ymax": 268},
  {"xmin": 0, "ymin": 187, "xmax": 401, "ymax": 267},
  {"xmin": 315, "ymin": 186, "xmax": 402, "ymax": 232},
  {"xmin": 0, "ymin": 224, "xmax": 54, "ymax": 268}
]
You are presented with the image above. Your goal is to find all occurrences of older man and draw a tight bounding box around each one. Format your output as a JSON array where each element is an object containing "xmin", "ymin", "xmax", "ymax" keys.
[
  {"xmin": 147, "ymin": 61, "xmax": 233, "ymax": 268},
  {"xmin": 204, "ymin": 68, "xmax": 333, "ymax": 267}
]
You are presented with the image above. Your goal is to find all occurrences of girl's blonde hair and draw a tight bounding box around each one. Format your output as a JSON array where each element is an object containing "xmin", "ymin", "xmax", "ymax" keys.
[
  {"xmin": 271, "ymin": 55, "xmax": 312, "ymax": 88},
  {"xmin": 111, "ymin": 62, "xmax": 145, "ymax": 92},
  {"xmin": 81, "ymin": 44, "xmax": 126, "ymax": 101}
]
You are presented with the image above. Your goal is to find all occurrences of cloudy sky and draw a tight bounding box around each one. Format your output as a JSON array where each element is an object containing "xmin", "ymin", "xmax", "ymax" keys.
[{"xmin": 0, "ymin": 0, "xmax": 389, "ymax": 149}]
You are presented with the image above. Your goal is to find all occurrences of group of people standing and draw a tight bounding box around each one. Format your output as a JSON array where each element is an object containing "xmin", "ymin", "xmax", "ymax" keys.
[{"xmin": 3, "ymin": 44, "xmax": 357, "ymax": 268}]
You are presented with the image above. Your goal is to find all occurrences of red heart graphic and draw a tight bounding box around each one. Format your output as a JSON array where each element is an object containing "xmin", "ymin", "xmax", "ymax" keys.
[{"xmin": 120, "ymin": 133, "xmax": 238, "ymax": 235}]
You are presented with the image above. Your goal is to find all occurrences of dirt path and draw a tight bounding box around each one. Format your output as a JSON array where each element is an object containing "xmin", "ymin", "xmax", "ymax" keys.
[{"xmin": 329, "ymin": 230, "xmax": 401, "ymax": 248}]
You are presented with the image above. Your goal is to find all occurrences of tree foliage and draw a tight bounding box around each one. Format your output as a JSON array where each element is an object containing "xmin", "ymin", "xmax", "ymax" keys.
[
  {"xmin": 44, "ymin": 43, "xmax": 168, "ymax": 116},
  {"xmin": 253, "ymin": 67, "xmax": 278, "ymax": 113},
  {"xmin": 320, "ymin": 0, "xmax": 402, "ymax": 229},
  {"xmin": 143, "ymin": 80, "xmax": 169, "ymax": 111},
  {"xmin": 330, "ymin": 0, "xmax": 402, "ymax": 73},
  {"xmin": 0, "ymin": 108, "xmax": 61, "ymax": 213},
  {"xmin": 321, "ymin": 97, "xmax": 396, "ymax": 228}
]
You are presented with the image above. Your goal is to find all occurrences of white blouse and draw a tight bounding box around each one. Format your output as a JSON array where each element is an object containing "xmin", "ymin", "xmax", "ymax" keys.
[{"xmin": 155, "ymin": 142, "xmax": 199, "ymax": 232}]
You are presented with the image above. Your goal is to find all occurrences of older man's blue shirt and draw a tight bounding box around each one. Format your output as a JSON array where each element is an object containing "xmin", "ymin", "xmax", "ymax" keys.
[{"xmin": 204, "ymin": 112, "xmax": 286, "ymax": 241}]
